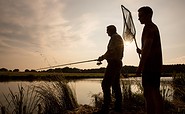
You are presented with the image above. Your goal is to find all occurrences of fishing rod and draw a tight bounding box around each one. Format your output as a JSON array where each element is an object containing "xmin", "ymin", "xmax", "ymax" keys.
[{"xmin": 36, "ymin": 59, "xmax": 102, "ymax": 70}]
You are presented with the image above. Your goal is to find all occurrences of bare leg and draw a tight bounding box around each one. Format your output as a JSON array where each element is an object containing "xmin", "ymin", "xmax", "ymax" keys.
[
  {"xmin": 153, "ymin": 88, "xmax": 163, "ymax": 114},
  {"xmin": 144, "ymin": 87, "xmax": 155, "ymax": 114},
  {"xmin": 144, "ymin": 86, "xmax": 163, "ymax": 114}
]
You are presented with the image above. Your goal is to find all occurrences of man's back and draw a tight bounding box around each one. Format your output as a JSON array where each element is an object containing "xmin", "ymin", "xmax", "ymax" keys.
[{"xmin": 142, "ymin": 23, "xmax": 162, "ymax": 72}]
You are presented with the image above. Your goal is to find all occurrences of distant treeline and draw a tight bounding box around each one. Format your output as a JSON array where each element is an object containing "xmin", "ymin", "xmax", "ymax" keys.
[{"xmin": 0, "ymin": 64, "xmax": 185, "ymax": 74}]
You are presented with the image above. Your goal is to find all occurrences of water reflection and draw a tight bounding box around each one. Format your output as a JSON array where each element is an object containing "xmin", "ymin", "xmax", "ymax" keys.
[
  {"xmin": 0, "ymin": 77, "xmax": 173, "ymax": 105},
  {"xmin": 68, "ymin": 77, "xmax": 173, "ymax": 105},
  {"xmin": 68, "ymin": 79, "xmax": 102, "ymax": 105}
]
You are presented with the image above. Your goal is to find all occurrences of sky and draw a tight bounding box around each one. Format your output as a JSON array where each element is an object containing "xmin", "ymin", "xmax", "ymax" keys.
[{"xmin": 0, "ymin": 0, "xmax": 185, "ymax": 71}]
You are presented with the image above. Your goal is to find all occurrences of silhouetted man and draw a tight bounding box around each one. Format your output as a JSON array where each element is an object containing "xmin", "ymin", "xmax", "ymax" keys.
[
  {"xmin": 136, "ymin": 6, "xmax": 163, "ymax": 114},
  {"xmin": 94, "ymin": 25, "xmax": 124, "ymax": 114}
]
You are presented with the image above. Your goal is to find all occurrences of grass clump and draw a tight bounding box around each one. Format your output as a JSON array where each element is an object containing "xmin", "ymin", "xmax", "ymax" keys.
[
  {"xmin": 0, "ymin": 84, "xmax": 40, "ymax": 114},
  {"xmin": 0, "ymin": 76, "xmax": 78, "ymax": 114},
  {"xmin": 35, "ymin": 76, "xmax": 78, "ymax": 114}
]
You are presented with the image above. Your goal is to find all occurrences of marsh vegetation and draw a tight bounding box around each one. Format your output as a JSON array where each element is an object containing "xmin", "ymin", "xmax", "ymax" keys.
[{"xmin": 0, "ymin": 73, "xmax": 185, "ymax": 114}]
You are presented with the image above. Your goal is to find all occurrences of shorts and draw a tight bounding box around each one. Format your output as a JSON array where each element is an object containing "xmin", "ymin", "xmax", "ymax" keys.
[{"xmin": 142, "ymin": 72, "xmax": 161, "ymax": 89}]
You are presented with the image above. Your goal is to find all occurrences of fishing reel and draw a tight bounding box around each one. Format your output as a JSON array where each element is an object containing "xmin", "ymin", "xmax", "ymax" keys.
[{"xmin": 97, "ymin": 61, "xmax": 102, "ymax": 65}]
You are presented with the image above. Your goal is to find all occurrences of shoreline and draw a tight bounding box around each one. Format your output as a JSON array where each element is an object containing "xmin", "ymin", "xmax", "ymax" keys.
[{"xmin": 0, "ymin": 72, "xmax": 173, "ymax": 82}]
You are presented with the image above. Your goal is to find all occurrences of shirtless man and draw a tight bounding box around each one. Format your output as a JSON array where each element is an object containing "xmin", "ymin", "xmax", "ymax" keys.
[{"xmin": 136, "ymin": 6, "xmax": 163, "ymax": 114}]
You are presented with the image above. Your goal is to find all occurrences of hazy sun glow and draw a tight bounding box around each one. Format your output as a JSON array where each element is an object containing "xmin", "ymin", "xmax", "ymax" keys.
[{"xmin": 124, "ymin": 41, "xmax": 133, "ymax": 46}]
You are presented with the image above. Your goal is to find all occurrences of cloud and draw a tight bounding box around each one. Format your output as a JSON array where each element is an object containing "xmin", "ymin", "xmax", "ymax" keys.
[
  {"xmin": 0, "ymin": 0, "xmax": 123, "ymax": 55},
  {"xmin": 0, "ymin": 0, "xmax": 72, "ymax": 68},
  {"xmin": 69, "ymin": 13, "xmax": 100, "ymax": 47},
  {"xmin": 0, "ymin": 0, "xmax": 102, "ymax": 69},
  {"xmin": 0, "ymin": 0, "xmax": 73, "ymax": 52}
]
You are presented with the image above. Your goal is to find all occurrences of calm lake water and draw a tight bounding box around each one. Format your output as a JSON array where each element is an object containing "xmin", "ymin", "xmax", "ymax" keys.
[{"xmin": 0, "ymin": 77, "xmax": 173, "ymax": 106}]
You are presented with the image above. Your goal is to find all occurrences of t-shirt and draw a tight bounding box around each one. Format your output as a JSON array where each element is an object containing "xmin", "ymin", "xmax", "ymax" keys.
[{"xmin": 103, "ymin": 33, "xmax": 124, "ymax": 61}]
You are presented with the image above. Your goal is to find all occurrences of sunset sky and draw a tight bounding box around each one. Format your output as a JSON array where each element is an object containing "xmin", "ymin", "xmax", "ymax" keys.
[{"xmin": 0, "ymin": 0, "xmax": 185, "ymax": 71}]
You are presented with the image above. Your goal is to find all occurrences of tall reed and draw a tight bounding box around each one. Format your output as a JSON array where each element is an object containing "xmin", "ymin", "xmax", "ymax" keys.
[
  {"xmin": 1, "ymin": 84, "xmax": 41, "ymax": 114},
  {"xmin": 1, "ymin": 77, "xmax": 78, "ymax": 114},
  {"xmin": 35, "ymin": 76, "xmax": 78, "ymax": 114}
]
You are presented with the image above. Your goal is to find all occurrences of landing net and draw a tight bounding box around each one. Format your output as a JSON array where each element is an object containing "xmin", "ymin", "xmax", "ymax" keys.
[{"xmin": 121, "ymin": 5, "xmax": 136, "ymax": 44}]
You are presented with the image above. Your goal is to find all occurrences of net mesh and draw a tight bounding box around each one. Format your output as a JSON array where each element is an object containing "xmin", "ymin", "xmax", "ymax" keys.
[{"xmin": 121, "ymin": 5, "xmax": 136, "ymax": 43}]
